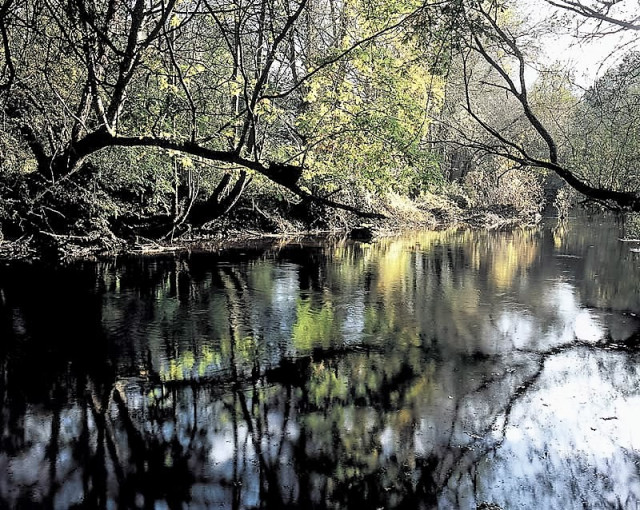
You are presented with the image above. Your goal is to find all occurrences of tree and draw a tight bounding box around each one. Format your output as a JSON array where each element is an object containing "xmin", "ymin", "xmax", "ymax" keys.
[
  {"xmin": 427, "ymin": 0, "xmax": 640, "ymax": 212},
  {"xmin": 544, "ymin": 0, "xmax": 640, "ymax": 33},
  {"xmin": 4, "ymin": 0, "xmax": 442, "ymax": 240},
  {"xmin": 567, "ymin": 51, "xmax": 640, "ymax": 196},
  {"xmin": 294, "ymin": 0, "xmax": 445, "ymax": 199}
]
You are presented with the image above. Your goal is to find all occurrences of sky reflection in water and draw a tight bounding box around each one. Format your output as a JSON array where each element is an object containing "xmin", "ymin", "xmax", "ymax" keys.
[{"xmin": 1, "ymin": 215, "xmax": 640, "ymax": 509}]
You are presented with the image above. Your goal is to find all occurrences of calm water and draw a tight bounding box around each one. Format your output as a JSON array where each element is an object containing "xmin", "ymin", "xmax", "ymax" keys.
[{"xmin": 2, "ymin": 216, "xmax": 640, "ymax": 509}]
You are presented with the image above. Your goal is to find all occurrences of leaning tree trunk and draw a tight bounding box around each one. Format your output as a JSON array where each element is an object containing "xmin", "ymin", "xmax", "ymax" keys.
[{"xmin": 178, "ymin": 170, "xmax": 251, "ymax": 229}]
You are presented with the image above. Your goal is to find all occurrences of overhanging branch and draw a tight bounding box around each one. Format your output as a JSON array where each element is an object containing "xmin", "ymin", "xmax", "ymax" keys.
[{"xmin": 69, "ymin": 131, "xmax": 386, "ymax": 219}]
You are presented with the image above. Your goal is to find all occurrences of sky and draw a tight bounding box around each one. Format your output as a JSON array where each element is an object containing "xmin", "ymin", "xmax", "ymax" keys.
[{"xmin": 520, "ymin": 0, "xmax": 639, "ymax": 88}]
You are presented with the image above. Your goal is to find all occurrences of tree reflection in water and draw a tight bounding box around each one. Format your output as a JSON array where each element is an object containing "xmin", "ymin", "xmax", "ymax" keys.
[{"xmin": 1, "ymin": 215, "xmax": 640, "ymax": 509}]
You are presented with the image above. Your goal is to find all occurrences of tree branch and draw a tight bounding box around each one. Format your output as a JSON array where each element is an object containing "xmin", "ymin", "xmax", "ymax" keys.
[
  {"xmin": 67, "ymin": 131, "xmax": 385, "ymax": 218},
  {"xmin": 545, "ymin": 0, "xmax": 640, "ymax": 31}
]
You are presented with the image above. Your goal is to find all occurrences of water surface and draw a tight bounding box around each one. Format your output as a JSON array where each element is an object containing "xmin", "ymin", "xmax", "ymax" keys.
[{"xmin": 1, "ymin": 215, "xmax": 640, "ymax": 509}]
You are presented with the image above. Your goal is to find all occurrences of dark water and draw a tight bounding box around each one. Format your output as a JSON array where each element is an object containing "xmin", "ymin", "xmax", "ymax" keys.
[{"xmin": 2, "ymin": 216, "xmax": 640, "ymax": 510}]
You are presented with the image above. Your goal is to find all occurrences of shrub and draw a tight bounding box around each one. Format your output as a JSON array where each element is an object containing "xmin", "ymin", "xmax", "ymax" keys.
[{"xmin": 463, "ymin": 167, "xmax": 544, "ymax": 217}]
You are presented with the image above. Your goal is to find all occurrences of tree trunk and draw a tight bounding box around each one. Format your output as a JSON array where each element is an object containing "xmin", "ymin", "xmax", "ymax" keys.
[{"xmin": 187, "ymin": 171, "xmax": 250, "ymax": 227}]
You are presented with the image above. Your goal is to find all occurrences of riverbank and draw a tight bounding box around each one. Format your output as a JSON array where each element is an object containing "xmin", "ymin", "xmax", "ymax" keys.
[{"xmin": 0, "ymin": 191, "xmax": 540, "ymax": 261}]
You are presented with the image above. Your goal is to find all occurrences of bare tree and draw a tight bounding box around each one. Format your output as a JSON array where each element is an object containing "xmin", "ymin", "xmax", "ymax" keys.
[
  {"xmin": 544, "ymin": 0, "xmax": 640, "ymax": 33},
  {"xmin": 436, "ymin": 0, "xmax": 640, "ymax": 211}
]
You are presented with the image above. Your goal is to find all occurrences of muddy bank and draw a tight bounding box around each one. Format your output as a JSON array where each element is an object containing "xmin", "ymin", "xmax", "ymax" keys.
[{"xmin": 0, "ymin": 196, "xmax": 540, "ymax": 262}]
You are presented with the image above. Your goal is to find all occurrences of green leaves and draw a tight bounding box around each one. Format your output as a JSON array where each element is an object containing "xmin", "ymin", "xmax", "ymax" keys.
[{"xmin": 295, "ymin": 0, "xmax": 445, "ymax": 197}]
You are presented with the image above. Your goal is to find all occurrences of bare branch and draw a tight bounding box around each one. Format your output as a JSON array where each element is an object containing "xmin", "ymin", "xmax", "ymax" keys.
[{"xmin": 546, "ymin": 0, "xmax": 640, "ymax": 31}]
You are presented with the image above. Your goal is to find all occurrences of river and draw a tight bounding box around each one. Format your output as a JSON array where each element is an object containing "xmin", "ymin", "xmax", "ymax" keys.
[{"xmin": 1, "ymin": 215, "xmax": 640, "ymax": 509}]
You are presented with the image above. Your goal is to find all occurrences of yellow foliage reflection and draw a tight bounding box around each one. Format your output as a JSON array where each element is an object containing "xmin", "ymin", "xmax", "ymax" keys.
[
  {"xmin": 115, "ymin": 227, "xmax": 543, "ymax": 384},
  {"xmin": 489, "ymin": 231, "xmax": 539, "ymax": 290}
]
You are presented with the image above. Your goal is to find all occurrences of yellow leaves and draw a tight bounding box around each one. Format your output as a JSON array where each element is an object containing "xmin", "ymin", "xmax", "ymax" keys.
[
  {"xmin": 180, "ymin": 156, "xmax": 194, "ymax": 168},
  {"xmin": 296, "ymin": 19, "xmax": 444, "ymax": 192},
  {"xmin": 158, "ymin": 76, "xmax": 179, "ymax": 94},
  {"xmin": 253, "ymin": 98, "xmax": 272, "ymax": 116},
  {"xmin": 258, "ymin": 100, "xmax": 284, "ymax": 124},
  {"xmin": 167, "ymin": 151, "xmax": 195, "ymax": 169},
  {"xmin": 221, "ymin": 127, "xmax": 235, "ymax": 139},
  {"xmin": 229, "ymin": 79, "xmax": 243, "ymax": 97},
  {"xmin": 21, "ymin": 158, "xmax": 37, "ymax": 174},
  {"xmin": 304, "ymin": 86, "xmax": 319, "ymax": 104}
]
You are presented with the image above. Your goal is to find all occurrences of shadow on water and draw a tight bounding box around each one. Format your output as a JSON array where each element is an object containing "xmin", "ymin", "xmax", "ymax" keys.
[{"xmin": 1, "ymin": 214, "xmax": 640, "ymax": 509}]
